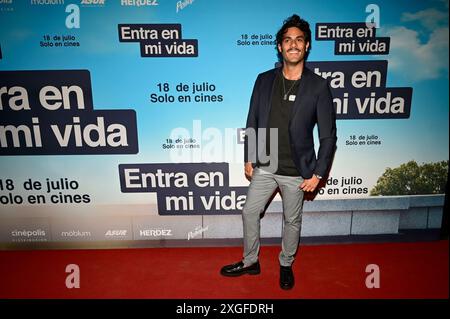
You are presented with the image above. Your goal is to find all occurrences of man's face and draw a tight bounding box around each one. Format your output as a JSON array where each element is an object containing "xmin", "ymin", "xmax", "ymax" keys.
[{"xmin": 278, "ymin": 27, "xmax": 310, "ymax": 65}]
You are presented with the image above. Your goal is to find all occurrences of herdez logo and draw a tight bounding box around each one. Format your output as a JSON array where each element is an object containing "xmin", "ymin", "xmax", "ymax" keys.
[
  {"xmin": 139, "ymin": 229, "xmax": 173, "ymax": 237},
  {"xmin": 121, "ymin": 0, "xmax": 158, "ymax": 6}
]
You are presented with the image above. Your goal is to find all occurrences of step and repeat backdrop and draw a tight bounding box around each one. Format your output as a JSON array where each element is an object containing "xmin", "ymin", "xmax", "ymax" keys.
[{"xmin": 0, "ymin": 0, "xmax": 448, "ymax": 244}]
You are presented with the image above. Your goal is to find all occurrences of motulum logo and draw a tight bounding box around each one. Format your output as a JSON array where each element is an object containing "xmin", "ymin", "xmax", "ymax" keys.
[
  {"xmin": 80, "ymin": 0, "xmax": 105, "ymax": 6},
  {"xmin": 121, "ymin": 0, "xmax": 158, "ymax": 6},
  {"xmin": 105, "ymin": 229, "xmax": 127, "ymax": 237},
  {"xmin": 11, "ymin": 229, "xmax": 47, "ymax": 242},
  {"xmin": 61, "ymin": 230, "xmax": 92, "ymax": 237},
  {"xmin": 31, "ymin": 0, "xmax": 64, "ymax": 5}
]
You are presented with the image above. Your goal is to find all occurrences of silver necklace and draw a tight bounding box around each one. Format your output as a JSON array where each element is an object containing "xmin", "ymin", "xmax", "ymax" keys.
[{"xmin": 282, "ymin": 72, "xmax": 301, "ymax": 101}]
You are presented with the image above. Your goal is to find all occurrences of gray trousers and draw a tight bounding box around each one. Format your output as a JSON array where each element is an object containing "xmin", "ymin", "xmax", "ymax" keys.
[{"xmin": 242, "ymin": 167, "xmax": 304, "ymax": 267}]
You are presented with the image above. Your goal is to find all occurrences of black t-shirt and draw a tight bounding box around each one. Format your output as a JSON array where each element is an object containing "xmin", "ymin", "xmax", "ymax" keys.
[{"xmin": 263, "ymin": 72, "xmax": 301, "ymax": 176}]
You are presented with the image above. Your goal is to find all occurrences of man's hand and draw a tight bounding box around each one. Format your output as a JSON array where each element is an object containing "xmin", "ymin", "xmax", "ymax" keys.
[
  {"xmin": 300, "ymin": 175, "xmax": 320, "ymax": 192},
  {"xmin": 245, "ymin": 162, "xmax": 254, "ymax": 181}
]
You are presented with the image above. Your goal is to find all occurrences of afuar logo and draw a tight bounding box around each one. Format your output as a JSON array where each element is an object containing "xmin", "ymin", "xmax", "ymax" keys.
[
  {"xmin": 121, "ymin": 0, "xmax": 158, "ymax": 6},
  {"xmin": 81, "ymin": 0, "xmax": 105, "ymax": 5},
  {"xmin": 105, "ymin": 230, "xmax": 127, "ymax": 236}
]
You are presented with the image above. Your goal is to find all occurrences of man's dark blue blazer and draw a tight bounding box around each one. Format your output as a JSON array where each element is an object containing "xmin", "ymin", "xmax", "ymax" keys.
[{"xmin": 244, "ymin": 66, "xmax": 337, "ymax": 179}]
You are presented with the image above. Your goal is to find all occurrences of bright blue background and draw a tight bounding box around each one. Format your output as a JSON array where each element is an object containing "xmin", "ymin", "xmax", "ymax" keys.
[{"xmin": 0, "ymin": 0, "xmax": 448, "ymax": 204}]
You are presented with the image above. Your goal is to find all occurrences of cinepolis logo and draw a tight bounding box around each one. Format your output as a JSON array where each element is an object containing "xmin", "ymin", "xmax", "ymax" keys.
[
  {"xmin": 11, "ymin": 229, "xmax": 47, "ymax": 242},
  {"xmin": 105, "ymin": 230, "xmax": 127, "ymax": 236},
  {"xmin": 12, "ymin": 229, "xmax": 46, "ymax": 237},
  {"xmin": 121, "ymin": 0, "xmax": 158, "ymax": 6}
]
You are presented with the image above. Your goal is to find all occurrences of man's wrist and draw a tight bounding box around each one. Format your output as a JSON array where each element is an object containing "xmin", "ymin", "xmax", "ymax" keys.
[{"xmin": 314, "ymin": 174, "xmax": 322, "ymax": 180}]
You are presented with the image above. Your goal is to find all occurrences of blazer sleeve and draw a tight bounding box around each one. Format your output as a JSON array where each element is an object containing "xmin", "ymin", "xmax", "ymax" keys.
[
  {"xmin": 244, "ymin": 74, "xmax": 261, "ymax": 164},
  {"xmin": 314, "ymin": 80, "xmax": 337, "ymax": 177}
]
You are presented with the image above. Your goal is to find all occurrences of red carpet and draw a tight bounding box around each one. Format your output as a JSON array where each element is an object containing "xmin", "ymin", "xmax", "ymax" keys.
[{"xmin": 0, "ymin": 240, "xmax": 448, "ymax": 299}]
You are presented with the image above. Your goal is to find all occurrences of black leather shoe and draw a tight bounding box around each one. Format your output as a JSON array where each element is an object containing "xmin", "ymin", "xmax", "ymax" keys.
[
  {"xmin": 220, "ymin": 261, "xmax": 260, "ymax": 277},
  {"xmin": 280, "ymin": 266, "xmax": 294, "ymax": 290}
]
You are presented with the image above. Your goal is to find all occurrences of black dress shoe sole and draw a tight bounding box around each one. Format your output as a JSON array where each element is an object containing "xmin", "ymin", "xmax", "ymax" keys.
[
  {"xmin": 220, "ymin": 268, "xmax": 261, "ymax": 277},
  {"xmin": 280, "ymin": 283, "xmax": 294, "ymax": 290}
]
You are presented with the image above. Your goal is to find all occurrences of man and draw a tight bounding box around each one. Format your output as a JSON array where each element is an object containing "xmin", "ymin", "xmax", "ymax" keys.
[{"xmin": 220, "ymin": 14, "xmax": 337, "ymax": 290}]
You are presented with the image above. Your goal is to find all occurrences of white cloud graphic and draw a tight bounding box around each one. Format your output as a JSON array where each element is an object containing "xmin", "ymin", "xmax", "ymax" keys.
[
  {"xmin": 378, "ymin": 4, "xmax": 449, "ymax": 82},
  {"xmin": 402, "ymin": 8, "xmax": 448, "ymax": 30},
  {"xmin": 380, "ymin": 26, "xmax": 448, "ymax": 81}
]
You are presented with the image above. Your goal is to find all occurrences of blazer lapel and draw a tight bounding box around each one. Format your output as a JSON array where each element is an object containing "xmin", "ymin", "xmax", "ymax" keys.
[
  {"xmin": 290, "ymin": 67, "xmax": 311, "ymax": 120},
  {"xmin": 261, "ymin": 68, "xmax": 279, "ymax": 127}
]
